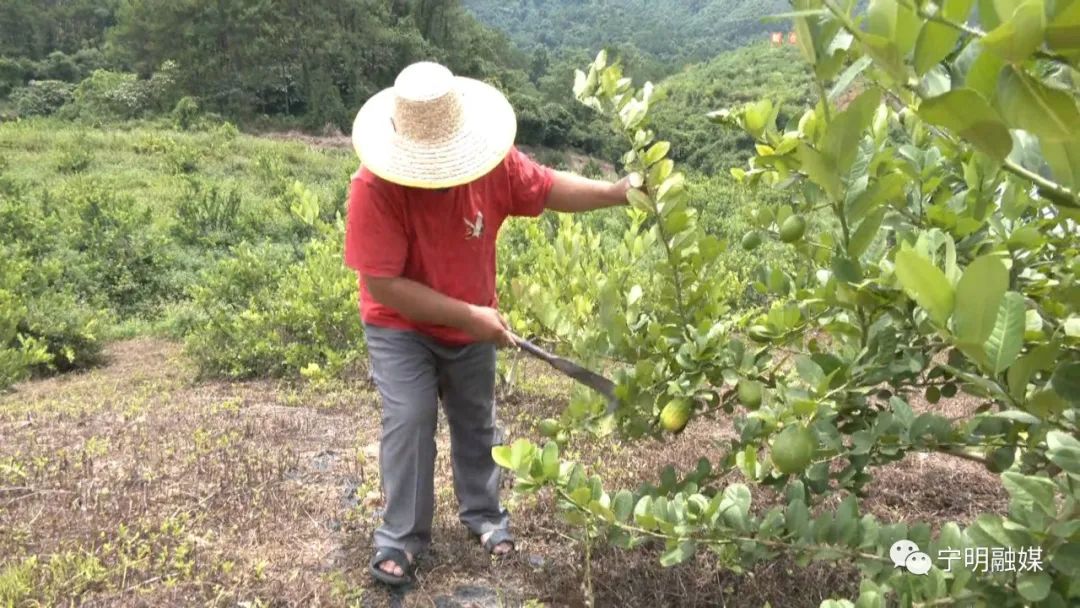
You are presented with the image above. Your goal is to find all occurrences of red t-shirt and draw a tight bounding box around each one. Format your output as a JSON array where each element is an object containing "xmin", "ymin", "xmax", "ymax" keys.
[{"xmin": 344, "ymin": 146, "xmax": 555, "ymax": 344}]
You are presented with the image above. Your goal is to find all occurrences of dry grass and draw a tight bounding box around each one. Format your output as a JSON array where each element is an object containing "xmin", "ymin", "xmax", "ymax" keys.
[{"xmin": 0, "ymin": 340, "xmax": 1005, "ymax": 607}]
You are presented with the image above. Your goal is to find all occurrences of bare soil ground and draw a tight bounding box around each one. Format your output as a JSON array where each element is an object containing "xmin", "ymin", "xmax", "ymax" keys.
[{"xmin": 0, "ymin": 340, "xmax": 1005, "ymax": 607}]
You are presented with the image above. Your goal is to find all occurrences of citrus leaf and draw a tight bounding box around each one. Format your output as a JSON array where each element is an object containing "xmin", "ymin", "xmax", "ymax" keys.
[
  {"xmin": 660, "ymin": 540, "xmax": 697, "ymax": 567},
  {"xmin": 954, "ymin": 255, "xmax": 1009, "ymax": 344},
  {"xmin": 894, "ymin": 249, "xmax": 955, "ymax": 326},
  {"xmin": 1047, "ymin": 430, "xmax": 1080, "ymax": 474},
  {"xmin": 983, "ymin": 292, "xmax": 1026, "ymax": 375},
  {"xmin": 612, "ymin": 490, "xmax": 634, "ymax": 523},
  {"xmin": 1051, "ymin": 361, "xmax": 1080, "ymax": 403},
  {"xmin": 918, "ymin": 89, "xmax": 1012, "ymax": 162},
  {"xmin": 1016, "ymin": 572, "xmax": 1052, "ymax": 602},
  {"xmin": 996, "ymin": 66, "xmax": 1080, "ymax": 142},
  {"xmin": 643, "ymin": 141, "xmax": 671, "ymax": 166},
  {"xmin": 823, "ymin": 88, "xmax": 882, "ymax": 173},
  {"xmin": 914, "ymin": 22, "xmax": 962, "ymax": 76},
  {"xmin": 981, "ymin": 0, "xmax": 1047, "ymax": 63},
  {"xmin": 797, "ymin": 143, "xmax": 842, "ymax": 200},
  {"xmin": 1041, "ymin": 139, "xmax": 1080, "ymax": 190}
]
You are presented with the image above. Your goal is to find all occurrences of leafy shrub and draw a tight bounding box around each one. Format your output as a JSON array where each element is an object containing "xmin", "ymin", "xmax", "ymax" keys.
[
  {"xmin": 0, "ymin": 253, "xmax": 104, "ymax": 390},
  {"xmin": 173, "ymin": 178, "xmax": 246, "ymax": 246},
  {"xmin": 165, "ymin": 144, "xmax": 199, "ymax": 174},
  {"xmin": 11, "ymin": 80, "xmax": 74, "ymax": 116},
  {"xmin": 70, "ymin": 70, "xmax": 152, "ymax": 119},
  {"xmin": 172, "ymin": 96, "xmax": 200, "ymax": 130},
  {"xmin": 184, "ymin": 234, "xmax": 362, "ymax": 379},
  {"xmin": 56, "ymin": 147, "xmax": 93, "ymax": 174}
]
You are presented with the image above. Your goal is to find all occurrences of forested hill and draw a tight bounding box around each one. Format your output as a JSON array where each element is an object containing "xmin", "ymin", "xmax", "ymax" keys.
[{"xmin": 462, "ymin": 0, "xmax": 790, "ymax": 65}]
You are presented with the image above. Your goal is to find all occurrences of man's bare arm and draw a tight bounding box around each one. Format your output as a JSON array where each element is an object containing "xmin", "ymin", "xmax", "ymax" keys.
[
  {"xmin": 364, "ymin": 275, "xmax": 514, "ymax": 346},
  {"xmin": 545, "ymin": 171, "xmax": 631, "ymax": 213}
]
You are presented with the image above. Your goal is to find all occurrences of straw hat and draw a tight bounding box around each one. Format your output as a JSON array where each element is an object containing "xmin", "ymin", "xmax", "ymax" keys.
[{"xmin": 351, "ymin": 62, "xmax": 517, "ymax": 189}]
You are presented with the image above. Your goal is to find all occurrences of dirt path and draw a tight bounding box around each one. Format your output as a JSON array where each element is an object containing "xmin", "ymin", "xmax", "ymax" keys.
[{"xmin": 0, "ymin": 340, "xmax": 1004, "ymax": 607}]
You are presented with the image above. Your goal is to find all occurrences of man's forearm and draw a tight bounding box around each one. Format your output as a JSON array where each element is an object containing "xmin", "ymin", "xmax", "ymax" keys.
[
  {"xmin": 545, "ymin": 170, "xmax": 628, "ymax": 213},
  {"xmin": 365, "ymin": 275, "xmax": 474, "ymax": 329}
]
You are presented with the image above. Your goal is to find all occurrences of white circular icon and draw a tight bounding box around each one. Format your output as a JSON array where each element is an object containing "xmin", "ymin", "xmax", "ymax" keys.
[
  {"xmin": 889, "ymin": 539, "xmax": 919, "ymax": 568},
  {"xmin": 905, "ymin": 551, "xmax": 932, "ymax": 575}
]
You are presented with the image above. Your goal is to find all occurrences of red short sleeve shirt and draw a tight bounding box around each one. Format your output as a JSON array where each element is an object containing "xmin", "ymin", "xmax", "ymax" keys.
[{"xmin": 344, "ymin": 146, "xmax": 555, "ymax": 344}]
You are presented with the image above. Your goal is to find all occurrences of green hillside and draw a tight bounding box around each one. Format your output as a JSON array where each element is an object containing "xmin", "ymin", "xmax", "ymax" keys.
[{"xmin": 463, "ymin": 0, "xmax": 791, "ymax": 65}]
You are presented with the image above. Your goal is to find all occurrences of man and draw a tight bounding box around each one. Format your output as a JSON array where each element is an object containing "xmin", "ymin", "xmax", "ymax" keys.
[{"xmin": 344, "ymin": 61, "xmax": 629, "ymax": 586}]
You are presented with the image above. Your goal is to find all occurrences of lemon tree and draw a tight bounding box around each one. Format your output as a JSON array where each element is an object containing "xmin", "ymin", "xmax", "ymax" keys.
[{"xmin": 496, "ymin": 2, "xmax": 1080, "ymax": 606}]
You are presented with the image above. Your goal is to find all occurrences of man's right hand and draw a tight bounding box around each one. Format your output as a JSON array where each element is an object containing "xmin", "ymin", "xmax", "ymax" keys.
[{"xmin": 464, "ymin": 305, "xmax": 516, "ymax": 348}]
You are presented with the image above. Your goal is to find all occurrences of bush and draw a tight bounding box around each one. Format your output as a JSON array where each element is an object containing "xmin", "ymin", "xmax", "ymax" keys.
[
  {"xmin": 71, "ymin": 70, "xmax": 152, "ymax": 119},
  {"xmin": 0, "ymin": 252, "xmax": 104, "ymax": 391},
  {"xmin": 184, "ymin": 234, "xmax": 362, "ymax": 379},
  {"xmin": 173, "ymin": 178, "xmax": 246, "ymax": 246},
  {"xmin": 11, "ymin": 80, "xmax": 74, "ymax": 116},
  {"xmin": 171, "ymin": 96, "xmax": 200, "ymax": 130}
]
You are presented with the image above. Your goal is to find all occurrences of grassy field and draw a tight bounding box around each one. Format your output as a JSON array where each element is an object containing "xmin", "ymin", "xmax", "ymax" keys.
[{"xmin": 0, "ymin": 120, "xmax": 1008, "ymax": 607}]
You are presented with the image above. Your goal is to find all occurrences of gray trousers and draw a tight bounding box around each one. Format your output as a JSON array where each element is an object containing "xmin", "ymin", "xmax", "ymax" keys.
[{"xmin": 364, "ymin": 324, "xmax": 509, "ymax": 556}]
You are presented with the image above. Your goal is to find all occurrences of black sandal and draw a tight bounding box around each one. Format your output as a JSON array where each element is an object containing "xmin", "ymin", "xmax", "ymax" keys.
[
  {"xmin": 369, "ymin": 546, "xmax": 413, "ymax": 586},
  {"xmin": 476, "ymin": 528, "xmax": 516, "ymax": 557}
]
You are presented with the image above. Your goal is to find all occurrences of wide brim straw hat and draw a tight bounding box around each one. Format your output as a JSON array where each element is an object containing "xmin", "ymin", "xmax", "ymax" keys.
[{"xmin": 351, "ymin": 62, "xmax": 517, "ymax": 189}]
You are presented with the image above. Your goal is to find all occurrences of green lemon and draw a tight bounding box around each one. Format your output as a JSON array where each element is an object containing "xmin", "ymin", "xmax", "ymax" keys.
[
  {"xmin": 659, "ymin": 398, "xmax": 693, "ymax": 433},
  {"xmin": 770, "ymin": 425, "xmax": 816, "ymax": 475},
  {"xmin": 779, "ymin": 214, "xmax": 807, "ymax": 243},
  {"xmin": 741, "ymin": 231, "xmax": 763, "ymax": 251},
  {"xmin": 538, "ymin": 418, "xmax": 559, "ymax": 438},
  {"xmin": 737, "ymin": 380, "xmax": 763, "ymax": 409}
]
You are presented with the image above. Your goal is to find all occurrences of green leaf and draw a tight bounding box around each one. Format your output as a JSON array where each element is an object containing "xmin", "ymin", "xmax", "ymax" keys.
[
  {"xmin": 1046, "ymin": 431, "xmax": 1080, "ymax": 475},
  {"xmin": 798, "ymin": 143, "xmax": 842, "ymax": 200},
  {"xmin": 1002, "ymin": 472, "xmax": 1057, "ymax": 516},
  {"xmin": 643, "ymin": 141, "xmax": 671, "ymax": 166},
  {"xmin": 634, "ymin": 496, "xmax": 656, "ymax": 529},
  {"xmin": 659, "ymin": 540, "xmax": 696, "ymax": 567},
  {"xmin": 918, "ymin": 89, "xmax": 1013, "ymax": 162},
  {"xmin": 828, "ymin": 56, "xmax": 873, "ymax": 102},
  {"xmin": 626, "ymin": 188, "xmax": 654, "ymax": 213},
  {"xmin": 1051, "ymin": 361, "xmax": 1080, "ymax": 403},
  {"xmin": 997, "ymin": 66, "xmax": 1080, "ymax": 142},
  {"xmin": 1047, "ymin": 1, "xmax": 1080, "ymax": 53},
  {"xmin": 914, "ymin": 22, "xmax": 962, "ymax": 76},
  {"xmin": 981, "ymin": 0, "xmax": 1047, "ymax": 63},
  {"xmin": 744, "ymin": 99, "xmax": 774, "ymax": 140},
  {"xmin": 1051, "ymin": 543, "xmax": 1080, "ymax": 577},
  {"xmin": 847, "ymin": 172, "xmax": 906, "ymax": 222},
  {"xmin": 894, "ymin": 249, "xmax": 956, "ymax": 325},
  {"xmin": 983, "ymin": 292, "xmax": 1026, "ymax": 375},
  {"xmin": 823, "ymin": 89, "xmax": 882, "ymax": 173},
  {"xmin": 1006, "ymin": 341, "xmax": 1059, "ymax": 401},
  {"xmin": 1040, "ymin": 139, "xmax": 1080, "ymax": 190},
  {"xmin": 612, "ymin": 490, "xmax": 634, "ymax": 523},
  {"xmin": 848, "ymin": 208, "xmax": 886, "ymax": 258},
  {"xmin": 866, "ymin": 0, "xmax": 898, "ymax": 39},
  {"xmin": 541, "ymin": 441, "xmax": 560, "ymax": 481},
  {"xmin": 1016, "ymin": 572, "xmax": 1052, "ymax": 602},
  {"xmin": 492, "ymin": 445, "xmax": 513, "ymax": 470},
  {"xmin": 963, "ymin": 44, "xmax": 1006, "ymax": 100},
  {"xmin": 954, "ymin": 255, "xmax": 1009, "ymax": 344},
  {"xmin": 509, "ymin": 438, "xmax": 535, "ymax": 472}
]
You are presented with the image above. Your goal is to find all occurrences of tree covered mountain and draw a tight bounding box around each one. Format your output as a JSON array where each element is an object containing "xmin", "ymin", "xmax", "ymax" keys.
[{"xmin": 463, "ymin": 0, "xmax": 791, "ymax": 65}]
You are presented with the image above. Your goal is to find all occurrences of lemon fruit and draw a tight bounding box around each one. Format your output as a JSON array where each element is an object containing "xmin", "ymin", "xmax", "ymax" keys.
[
  {"xmin": 737, "ymin": 380, "xmax": 763, "ymax": 409},
  {"xmin": 659, "ymin": 398, "xmax": 693, "ymax": 433},
  {"xmin": 741, "ymin": 231, "xmax": 763, "ymax": 251},
  {"xmin": 779, "ymin": 215, "xmax": 807, "ymax": 243},
  {"xmin": 770, "ymin": 425, "xmax": 816, "ymax": 475}
]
